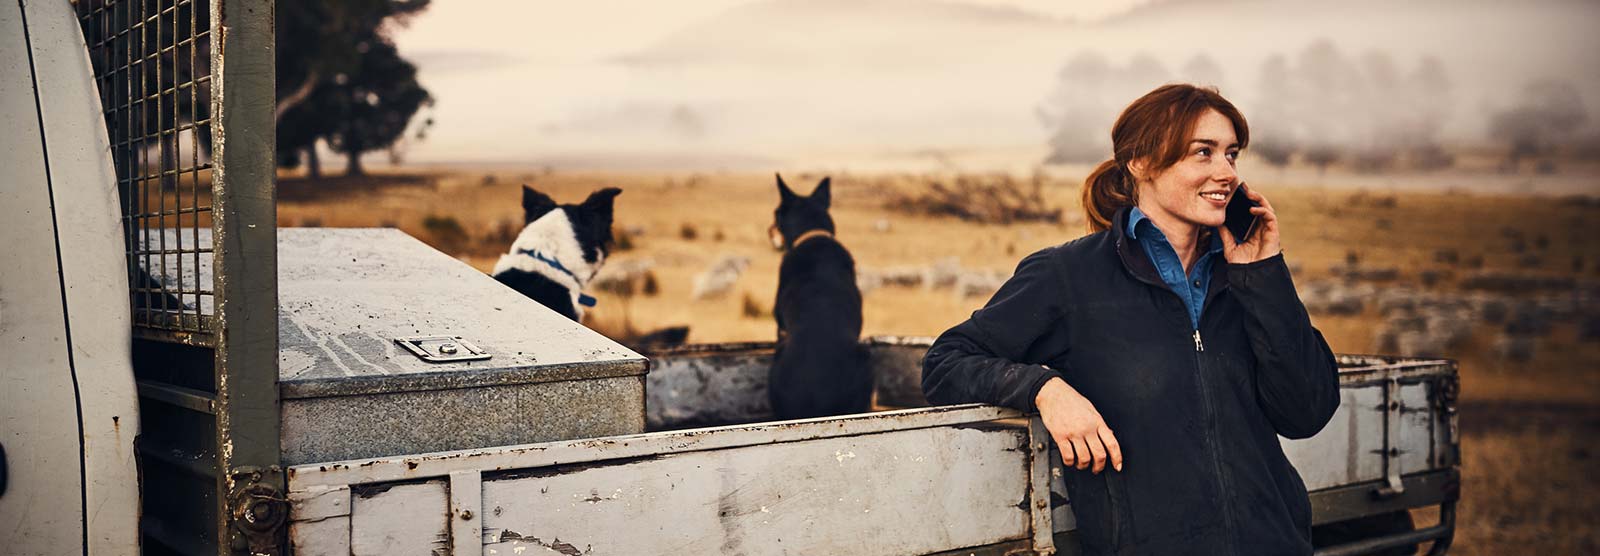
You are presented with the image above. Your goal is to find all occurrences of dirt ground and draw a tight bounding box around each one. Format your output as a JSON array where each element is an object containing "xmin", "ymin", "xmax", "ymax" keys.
[{"xmin": 277, "ymin": 167, "xmax": 1600, "ymax": 554}]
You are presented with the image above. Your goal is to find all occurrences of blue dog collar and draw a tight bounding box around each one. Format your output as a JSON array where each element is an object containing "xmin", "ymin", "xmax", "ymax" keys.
[{"xmin": 516, "ymin": 247, "xmax": 598, "ymax": 308}]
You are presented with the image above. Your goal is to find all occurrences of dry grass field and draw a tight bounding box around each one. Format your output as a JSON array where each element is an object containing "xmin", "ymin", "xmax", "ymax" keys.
[{"xmin": 277, "ymin": 168, "xmax": 1599, "ymax": 555}]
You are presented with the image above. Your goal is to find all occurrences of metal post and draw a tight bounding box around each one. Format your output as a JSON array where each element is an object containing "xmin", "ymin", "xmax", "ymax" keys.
[
  {"xmin": 1376, "ymin": 374, "xmax": 1405, "ymax": 498},
  {"xmin": 1028, "ymin": 416, "xmax": 1058, "ymax": 555},
  {"xmin": 209, "ymin": 0, "xmax": 282, "ymax": 553}
]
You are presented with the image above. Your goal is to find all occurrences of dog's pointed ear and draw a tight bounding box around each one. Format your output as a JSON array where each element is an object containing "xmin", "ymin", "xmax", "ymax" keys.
[
  {"xmin": 812, "ymin": 177, "xmax": 831, "ymax": 209},
  {"xmin": 578, "ymin": 188, "xmax": 621, "ymax": 249},
  {"xmin": 583, "ymin": 187, "xmax": 621, "ymax": 236},
  {"xmin": 776, "ymin": 173, "xmax": 797, "ymax": 204},
  {"xmin": 582, "ymin": 187, "xmax": 622, "ymax": 215},
  {"xmin": 522, "ymin": 185, "xmax": 557, "ymax": 223}
]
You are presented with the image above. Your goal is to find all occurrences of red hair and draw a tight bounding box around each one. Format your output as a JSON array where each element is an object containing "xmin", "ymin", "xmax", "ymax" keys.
[{"xmin": 1081, "ymin": 84, "xmax": 1250, "ymax": 232}]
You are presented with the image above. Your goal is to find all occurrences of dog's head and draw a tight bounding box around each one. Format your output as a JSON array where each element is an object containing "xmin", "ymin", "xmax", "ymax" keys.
[
  {"xmin": 770, "ymin": 174, "xmax": 834, "ymax": 250},
  {"xmin": 521, "ymin": 185, "xmax": 622, "ymax": 264}
]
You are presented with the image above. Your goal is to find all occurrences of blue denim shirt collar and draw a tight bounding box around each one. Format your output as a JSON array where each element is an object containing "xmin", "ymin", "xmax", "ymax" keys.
[
  {"xmin": 1126, "ymin": 206, "xmax": 1223, "ymax": 329},
  {"xmin": 1126, "ymin": 207, "xmax": 1224, "ymax": 254}
]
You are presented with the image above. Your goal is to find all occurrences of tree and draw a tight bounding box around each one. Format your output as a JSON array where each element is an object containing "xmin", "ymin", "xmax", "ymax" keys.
[
  {"xmin": 1350, "ymin": 51, "xmax": 1400, "ymax": 172},
  {"xmin": 1294, "ymin": 40, "xmax": 1358, "ymax": 174},
  {"xmin": 322, "ymin": 38, "xmax": 433, "ymax": 176},
  {"xmin": 1489, "ymin": 79, "xmax": 1590, "ymax": 171},
  {"xmin": 1040, "ymin": 51, "xmax": 1116, "ymax": 164},
  {"xmin": 1404, "ymin": 56, "xmax": 1454, "ymax": 169},
  {"xmin": 275, "ymin": 0, "xmax": 432, "ymax": 176},
  {"xmin": 1252, "ymin": 54, "xmax": 1298, "ymax": 170}
]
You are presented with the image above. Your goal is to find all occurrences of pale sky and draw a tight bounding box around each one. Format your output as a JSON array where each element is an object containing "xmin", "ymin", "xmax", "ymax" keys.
[
  {"xmin": 384, "ymin": 0, "xmax": 1152, "ymax": 168},
  {"xmin": 378, "ymin": 0, "xmax": 1599, "ymax": 172},
  {"xmin": 392, "ymin": 1, "xmax": 1144, "ymax": 60}
]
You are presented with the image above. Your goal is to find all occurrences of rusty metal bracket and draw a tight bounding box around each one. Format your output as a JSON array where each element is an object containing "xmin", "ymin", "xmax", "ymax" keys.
[
  {"xmin": 230, "ymin": 467, "xmax": 288, "ymax": 555},
  {"xmin": 1027, "ymin": 416, "xmax": 1058, "ymax": 555},
  {"xmin": 1374, "ymin": 376, "xmax": 1406, "ymax": 498}
]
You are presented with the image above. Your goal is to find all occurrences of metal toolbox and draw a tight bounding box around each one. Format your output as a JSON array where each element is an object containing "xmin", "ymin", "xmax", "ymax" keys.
[
  {"xmin": 142, "ymin": 227, "xmax": 649, "ymax": 465},
  {"xmin": 275, "ymin": 228, "xmax": 647, "ymax": 464}
]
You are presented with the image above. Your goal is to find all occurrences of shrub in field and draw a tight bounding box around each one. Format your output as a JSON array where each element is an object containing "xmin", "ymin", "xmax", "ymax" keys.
[
  {"xmin": 1420, "ymin": 269, "xmax": 1452, "ymax": 287},
  {"xmin": 484, "ymin": 218, "xmax": 520, "ymax": 248},
  {"xmin": 741, "ymin": 292, "xmax": 768, "ymax": 319},
  {"xmin": 421, "ymin": 214, "xmax": 468, "ymax": 253},
  {"xmin": 1477, "ymin": 296, "xmax": 1510, "ymax": 324},
  {"xmin": 1504, "ymin": 302, "xmax": 1553, "ymax": 337},
  {"xmin": 593, "ymin": 259, "xmax": 657, "ymax": 297},
  {"xmin": 886, "ymin": 174, "xmax": 1060, "ymax": 225},
  {"xmin": 613, "ymin": 227, "xmax": 636, "ymax": 252},
  {"xmin": 1493, "ymin": 335, "xmax": 1536, "ymax": 361},
  {"xmin": 1434, "ymin": 248, "xmax": 1459, "ymax": 265}
]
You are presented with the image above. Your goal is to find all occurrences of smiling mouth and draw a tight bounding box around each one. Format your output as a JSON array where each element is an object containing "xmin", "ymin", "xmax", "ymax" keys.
[{"xmin": 1200, "ymin": 191, "xmax": 1228, "ymax": 202}]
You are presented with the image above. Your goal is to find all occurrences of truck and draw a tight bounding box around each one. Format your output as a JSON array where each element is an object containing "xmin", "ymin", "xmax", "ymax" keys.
[{"xmin": 1, "ymin": 0, "xmax": 1459, "ymax": 554}]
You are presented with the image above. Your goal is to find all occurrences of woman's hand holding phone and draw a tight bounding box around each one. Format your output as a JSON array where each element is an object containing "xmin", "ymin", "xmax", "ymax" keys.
[{"xmin": 1219, "ymin": 182, "xmax": 1282, "ymax": 264}]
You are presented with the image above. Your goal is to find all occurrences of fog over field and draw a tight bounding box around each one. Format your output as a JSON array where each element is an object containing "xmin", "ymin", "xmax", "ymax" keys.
[{"xmin": 390, "ymin": 0, "xmax": 1600, "ymax": 176}]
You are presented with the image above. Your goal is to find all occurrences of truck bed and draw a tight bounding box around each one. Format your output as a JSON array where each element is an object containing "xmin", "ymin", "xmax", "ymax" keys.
[{"xmin": 285, "ymin": 338, "xmax": 1458, "ymax": 555}]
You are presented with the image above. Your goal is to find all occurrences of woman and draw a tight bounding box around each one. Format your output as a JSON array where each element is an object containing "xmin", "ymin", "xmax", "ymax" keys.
[{"xmin": 922, "ymin": 84, "xmax": 1340, "ymax": 555}]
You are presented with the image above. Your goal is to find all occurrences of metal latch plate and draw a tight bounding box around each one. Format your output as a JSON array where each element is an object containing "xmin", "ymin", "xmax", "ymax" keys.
[{"xmin": 394, "ymin": 336, "xmax": 492, "ymax": 363}]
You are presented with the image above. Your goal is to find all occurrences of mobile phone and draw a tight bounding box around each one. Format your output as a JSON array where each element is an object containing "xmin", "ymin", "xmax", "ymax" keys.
[{"xmin": 1224, "ymin": 184, "xmax": 1259, "ymax": 244}]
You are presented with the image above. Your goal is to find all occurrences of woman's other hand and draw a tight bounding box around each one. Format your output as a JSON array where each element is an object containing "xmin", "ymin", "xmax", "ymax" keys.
[
  {"xmin": 1220, "ymin": 183, "xmax": 1283, "ymax": 264},
  {"xmin": 1035, "ymin": 377, "xmax": 1123, "ymax": 473}
]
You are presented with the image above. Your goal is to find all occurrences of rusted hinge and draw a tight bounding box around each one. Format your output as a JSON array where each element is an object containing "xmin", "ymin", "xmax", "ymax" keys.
[{"xmin": 230, "ymin": 467, "xmax": 288, "ymax": 555}]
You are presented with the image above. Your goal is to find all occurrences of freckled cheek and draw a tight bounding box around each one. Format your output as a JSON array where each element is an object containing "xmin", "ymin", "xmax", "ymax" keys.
[{"xmin": 1181, "ymin": 173, "xmax": 1212, "ymax": 199}]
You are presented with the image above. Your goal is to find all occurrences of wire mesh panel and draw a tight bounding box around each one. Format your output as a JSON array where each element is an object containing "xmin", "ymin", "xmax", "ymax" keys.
[
  {"xmin": 77, "ymin": 0, "xmax": 282, "ymax": 554},
  {"xmin": 77, "ymin": 0, "xmax": 215, "ymax": 344}
]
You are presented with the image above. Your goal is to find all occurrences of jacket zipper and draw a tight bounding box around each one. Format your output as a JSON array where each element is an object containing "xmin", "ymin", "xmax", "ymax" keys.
[{"xmin": 1118, "ymin": 236, "xmax": 1238, "ymax": 553}]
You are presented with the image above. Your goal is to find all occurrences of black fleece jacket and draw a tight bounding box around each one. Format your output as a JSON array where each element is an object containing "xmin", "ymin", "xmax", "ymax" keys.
[{"xmin": 923, "ymin": 207, "xmax": 1340, "ymax": 556}]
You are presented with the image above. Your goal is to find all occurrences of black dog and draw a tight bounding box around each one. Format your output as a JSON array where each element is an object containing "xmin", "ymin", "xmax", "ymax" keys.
[
  {"xmin": 768, "ymin": 174, "xmax": 872, "ymax": 419},
  {"xmin": 492, "ymin": 185, "xmax": 620, "ymax": 322}
]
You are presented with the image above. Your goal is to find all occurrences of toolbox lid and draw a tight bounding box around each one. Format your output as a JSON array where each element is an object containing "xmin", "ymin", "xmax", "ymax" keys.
[{"xmin": 273, "ymin": 228, "xmax": 645, "ymax": 400}]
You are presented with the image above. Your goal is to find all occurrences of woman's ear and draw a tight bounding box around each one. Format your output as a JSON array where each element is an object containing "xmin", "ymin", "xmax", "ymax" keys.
[{"xmin": 1126, "ymin": 158, "xmax": 1148, "ymax": 183}]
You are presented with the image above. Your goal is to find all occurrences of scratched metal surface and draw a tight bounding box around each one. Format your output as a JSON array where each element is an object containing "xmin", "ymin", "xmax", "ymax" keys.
[
  {"xmin": 285, "ymin": 405, "xmax": 1040, "ymax": 556},
  {"xmin": 144, "ymin": 227, "xmax": 651, "ymax": 465},
  {"xmin": 138, "ymin": 227, "xmax": 647, "ymax": 396},
  {"xmin": 275, "ymin": 228, "xmax": 646, "ymax": 397},
  {"xmin": 476, "ymin": 424, "xmax": 1031, "ymax": 556}
]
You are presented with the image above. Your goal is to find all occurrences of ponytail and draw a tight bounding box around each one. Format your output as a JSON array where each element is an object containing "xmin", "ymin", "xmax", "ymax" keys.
[{"xmin": 1081, "ymin": 158, "xmax": 1135, "ymax": 233}]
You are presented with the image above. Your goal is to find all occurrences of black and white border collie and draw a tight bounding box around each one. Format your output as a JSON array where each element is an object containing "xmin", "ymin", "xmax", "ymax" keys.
[
  {"xmin": 768, "ymin": 174, "xmax": 872, "ymax": 419},
  {"xmin": 492, "ymin": 185, "xmax": 620, "ymax": 322}
]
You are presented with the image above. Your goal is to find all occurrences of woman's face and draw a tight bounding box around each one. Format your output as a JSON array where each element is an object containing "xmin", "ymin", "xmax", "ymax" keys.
[{"xmin": 1134, "ymin": 108, "xmax": 1241, "ymax": 236}]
